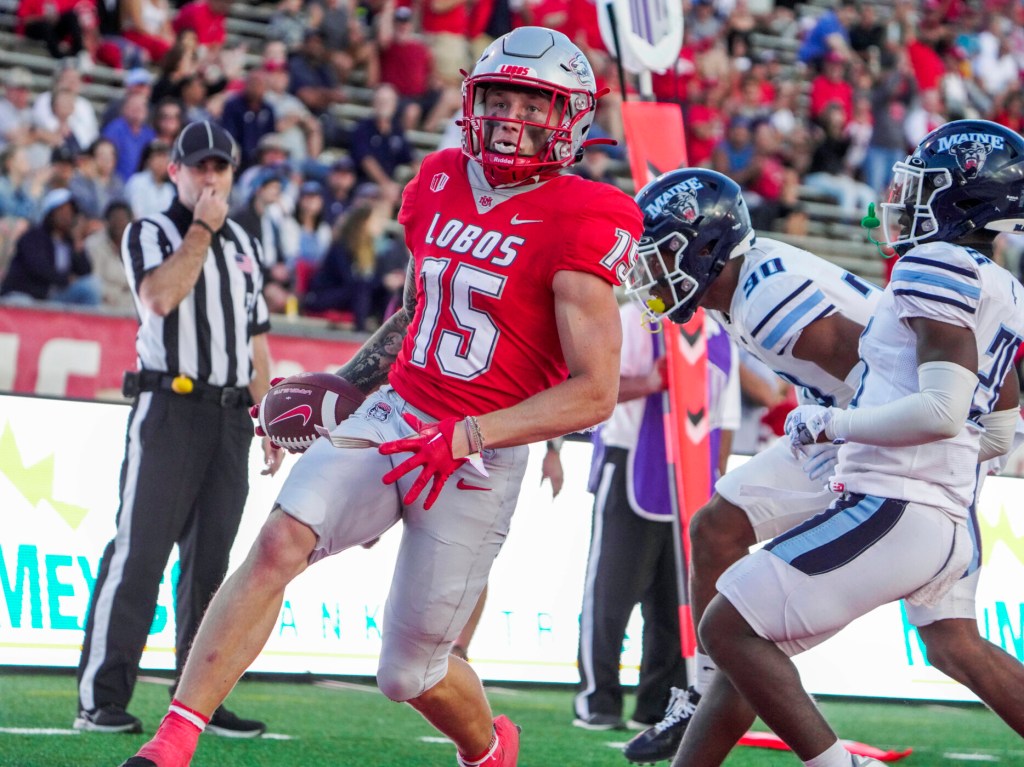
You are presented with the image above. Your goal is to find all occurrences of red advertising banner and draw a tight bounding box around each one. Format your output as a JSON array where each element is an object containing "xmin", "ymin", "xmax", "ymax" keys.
[
  {"xmin": 0, "ymin": 306, "xmax": 364, "ymax": 400},
  {"xmin": 621, "ymin": 100, "xmax": 688, "ymax": 189}
]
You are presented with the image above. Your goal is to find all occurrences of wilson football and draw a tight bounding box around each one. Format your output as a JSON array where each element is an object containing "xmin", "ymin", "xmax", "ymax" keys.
[{"xmin": 253, "ymin": 373, "xmax": 365, "ymax": 452}]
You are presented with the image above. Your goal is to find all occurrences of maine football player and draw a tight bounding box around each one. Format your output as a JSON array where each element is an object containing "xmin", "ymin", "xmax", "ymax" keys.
[{"xmin": 623, "ymin": 123, "xmax": 1024, "ymax": 766}]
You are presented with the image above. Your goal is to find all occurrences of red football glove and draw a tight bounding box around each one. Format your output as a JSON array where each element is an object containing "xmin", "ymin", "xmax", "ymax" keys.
[
  {"xmin": 249, "ymin": 377, "xmax": 287, "ymax": 449},
  {"xmin": 379, "ymin": 412, "xmax": 465, "ymax": 510}
]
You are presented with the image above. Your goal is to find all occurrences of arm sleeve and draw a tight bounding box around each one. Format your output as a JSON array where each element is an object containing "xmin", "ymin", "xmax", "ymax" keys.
[
  {"xmin": 977, "ymin": 408, "xmax": 1020, "ymax": 463},
  {"xmin": 827, "ymin": 360, "xmax": 977, "ymax": 446}
]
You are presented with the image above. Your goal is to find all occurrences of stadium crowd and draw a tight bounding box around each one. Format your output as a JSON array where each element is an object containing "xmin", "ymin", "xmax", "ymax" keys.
[{"xmin": 2, "ymin": 0, "xmax": 1024, "ymax": 324}]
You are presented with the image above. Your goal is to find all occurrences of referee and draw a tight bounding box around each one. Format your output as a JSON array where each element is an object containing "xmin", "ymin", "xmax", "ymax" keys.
[{"xmin": 75, "ymin": 121, "xmax": 284, "ymax": 736}]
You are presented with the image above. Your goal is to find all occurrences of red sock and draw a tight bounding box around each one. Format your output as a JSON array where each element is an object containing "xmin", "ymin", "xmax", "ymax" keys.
[{"xmin": 134, "ymin": 700, "xmax": 209, "ymax": 767}]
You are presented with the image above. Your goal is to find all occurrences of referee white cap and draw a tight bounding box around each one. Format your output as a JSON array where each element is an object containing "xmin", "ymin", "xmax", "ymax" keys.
[{"xmin": 171, "ymin": 121, "xmax": 239, "ymax": 168}]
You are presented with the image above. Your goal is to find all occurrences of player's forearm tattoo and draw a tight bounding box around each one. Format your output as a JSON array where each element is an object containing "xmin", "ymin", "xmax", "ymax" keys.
[{"xmin": 337, "ymin": 263, "xmax": 417, "ymax": 394}]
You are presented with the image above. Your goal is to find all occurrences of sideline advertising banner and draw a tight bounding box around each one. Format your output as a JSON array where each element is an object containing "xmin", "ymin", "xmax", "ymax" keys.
[
  {"xmin": 0, "ymin": 305, "xmax": 363, "ymax": 400},
  {"xmin": 3, "ymin": 395, "xmax": 1024, "ymax": 700}
]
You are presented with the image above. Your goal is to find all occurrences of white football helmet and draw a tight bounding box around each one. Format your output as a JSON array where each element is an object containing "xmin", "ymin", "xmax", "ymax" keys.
[{"xmin": 461, "ymin": 26, "xmax": 599, "ymax": 187}]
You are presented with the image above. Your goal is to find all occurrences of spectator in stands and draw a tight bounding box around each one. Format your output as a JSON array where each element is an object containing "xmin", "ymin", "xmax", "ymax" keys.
[
  {"xmin": 712, "ymin": 114, "xmax": 754, "ymax": 184},
  {"xmin": 150, "ymin": 35, "xmax": 198, "ymax": 103},
  {"xmin": 172, "ymin": 0, "xmax": 230, "ymax": 54},
  {"xmin": 0, "ymin": 68, "xmax": 38, "ymax": 152},
  {"xmin": 31, "ymin": 61, "xmax": 98, "ymax": 159},
  {"xmin": 809, "ymin": 51, "xmax": 854, "ymax": 125},
  {"xmin": 101, "ymin": 67, "xmax": 153, "ymax": 130},
  {"xmin": 235, "ymin": 169, "xmax": 294, "ymax": 314},
  {"xmin": 321, "ymin": 154, "xmax": 356, "ymax": 225},
  {"xmin": 102, "ymin": 90, "xmax": 158, "ymax": 181},
  {"xmin": 974, "ymin": 19, "xmax": 1019, "ymax": 101},
  {"xmin": 267, "ymin": 0, "xmax": 314, "ymax": 51},
  {"xmin": 48, "ymin": 144, "xmax": 77, "ymax": 191},
  {"xmin": 745, "ymin": 118, "xmax": 799, "ymax": 231},
  {"xmin": 378, "ymin": 5, "xmax": 461, "ymax": 133},
  {"xmin": 234, "ymin": 132, "xmax": 299, "ymax": 213},
  {"xmin": 863, "ymin": 55, "xmax": 915, "ymax": 194},
  {"xmin": 292, "ymin": 179, "xmax": 331, "ymax": 270},
  {"xmin": 120, "ymin": 0, "xmax": 175, "ymax": 64},
  {"xmin": 804, "ymin": 103, "xmax": 876, "ymax": 216},
  {"xmin": 262, "ymin": 59, "xmax": 323, "ymax": 166},
  {"xmin": 904, "ymin": 87, "xmax": 947, "ymax": 148},
  {"xmin": 0, "ymin": 145, "xmax": 48, "ymax": 222},
  {"xmin": 349, "ymin": 83, "xmax": 414, "ymax": 206},
  {"xmin": 84, "ymin": 200, "xmax": 134, "ymax": 311},
  {"xmin": 0, "ymin": 187, "xmax": 99, "ymax": 306},
  {"xmin": 68, "ymin": 137, "xmax": 126, "ymax": 221},
  {"xmin": 152, "ymin": 97, "xmax": 184, "ymax": 145},
  {"xmin": 302, "ymin": 202, "xmax": 393, "ymax": 330},
  {"xmin": 178, "ymin": 73, "xmax": 215, "ymax": 123},
  {"xmin": 124, "ymin": 138, "xmax": 174, "ymax": 217},
  {"xmin": 848, "ymin": 1, "xmax": 885, "ymax": 64},
  {"xmin": 17, "ymin": 0, "xmax": 85, "ymax": 59},
  {"xmin": 797, "ymin": 0, "xmax": 856, "ymax": 71},
  {"xmin": 34, "ymin": 86, "xmax": 83, "ymax": 158},
  {"xmin": 219, "ymin": 68, "xmax": 277, "ymax": 170},
  {"xmin": 287, "ymin": 28, "xmax": 347, "ymax": 147},
  {"xmin": 420, "ymin": 0, "xmax": 472, "ymax": 89},
  {"xmin": 687, "ymin": 0, "xmax": 725, "ymax": 46}
]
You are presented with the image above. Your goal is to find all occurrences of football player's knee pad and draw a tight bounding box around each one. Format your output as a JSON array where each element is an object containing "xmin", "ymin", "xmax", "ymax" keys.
[{"xmin": 376, "ymin": 646, "xmax": 448, "ymax": 702}]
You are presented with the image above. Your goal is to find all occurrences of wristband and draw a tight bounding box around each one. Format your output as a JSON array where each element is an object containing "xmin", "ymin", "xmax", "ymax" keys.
[
  {"xmin": 192, "ymin": 219, "xmax": 217, "ymax": 237},
  {"xmin": 464, "ymin": 415, "xmax": 485, "ymax": 454}
]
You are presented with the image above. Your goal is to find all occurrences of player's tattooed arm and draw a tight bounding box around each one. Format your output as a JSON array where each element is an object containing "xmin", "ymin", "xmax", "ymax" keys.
[{"xmin": 336, "ymin": 261, "xmax": 417, "ymax": 394}]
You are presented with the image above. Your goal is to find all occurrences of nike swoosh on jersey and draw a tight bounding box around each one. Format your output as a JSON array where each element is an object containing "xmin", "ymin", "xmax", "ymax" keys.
[
  {"xmin": 456, "ymin": 478, "xmax": 491, "ymax": 492},
  {"xmin": 510, "ymin": 214, "xmax": 543, "ymax": 225},
  {"xmin": 270, "ymin": 405, "xmax": 313, "ymax": 426}
]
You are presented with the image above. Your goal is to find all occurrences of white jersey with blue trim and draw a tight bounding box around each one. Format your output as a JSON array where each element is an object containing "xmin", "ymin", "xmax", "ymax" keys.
[
  {"xmin": 708, "ymin": 238, "xmax": 882, "ymax": 407},
  {"xmin": 836, "ymin": 242, "xmax": 1024, "ymax": 518}
]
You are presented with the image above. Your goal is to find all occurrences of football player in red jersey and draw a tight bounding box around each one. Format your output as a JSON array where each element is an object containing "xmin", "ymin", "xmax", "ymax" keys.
[{"xmin": 117, "ymin": 26, "xmax": 643, "ymax": 767}]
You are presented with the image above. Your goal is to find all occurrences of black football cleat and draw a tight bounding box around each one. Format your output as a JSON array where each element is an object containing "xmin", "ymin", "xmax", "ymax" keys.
[
  {"xmin": 73, "ymin": 705, "xmax": 142, "ymax": 734},
  {"xmin": 118, "ymin": 759, "xmax": 157, "ymax": 767},
  {"xmin": 204, "ymin": 706, "xmax": 266, "ymax": 738},
  {"xmin": 622, "ymin": 686, "xmax": 701, "ymax": 764}
]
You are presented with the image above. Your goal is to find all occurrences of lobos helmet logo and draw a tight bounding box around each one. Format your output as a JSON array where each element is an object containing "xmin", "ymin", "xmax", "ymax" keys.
[
  {"xmin": 949, "ymin": 139, "xmax": 994, "ymax": 178},
  {"xmin": 565, "ymin": 53, "xmax": 593, "ymax": 87}
]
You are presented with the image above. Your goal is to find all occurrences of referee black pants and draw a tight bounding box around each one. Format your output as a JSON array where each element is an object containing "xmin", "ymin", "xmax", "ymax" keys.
[
  {"xmin": 574, "ymin": 446, "xmax": 688, "ymax": 724},
  {"xmin": 77, "ymin": 389, "xmax": 252, "ymax": 713}
]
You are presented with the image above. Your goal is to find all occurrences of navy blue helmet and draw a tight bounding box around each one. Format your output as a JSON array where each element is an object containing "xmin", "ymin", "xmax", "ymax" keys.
[
  {"xmin": 625, "ymin": 169, "xmax": 754, "ymax": 324},
  {"xmin": 881, "ymin": 119, "xmax": 1024, "ymax": 250}
]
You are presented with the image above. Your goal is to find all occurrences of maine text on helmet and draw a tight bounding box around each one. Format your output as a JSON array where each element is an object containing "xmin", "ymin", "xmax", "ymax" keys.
[
  {"xmin": 643, "ymin": 177, "xmax": 704, "ymax": 218},
  {"xmin": 935, "ymin": 132, "xmax": 1006, "ymax": 153}
]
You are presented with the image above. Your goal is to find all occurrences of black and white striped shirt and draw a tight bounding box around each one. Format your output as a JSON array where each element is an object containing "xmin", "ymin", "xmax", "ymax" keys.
[{"xmin": 122, "ymin": 198, "xmax": 271, "ymax": 388}]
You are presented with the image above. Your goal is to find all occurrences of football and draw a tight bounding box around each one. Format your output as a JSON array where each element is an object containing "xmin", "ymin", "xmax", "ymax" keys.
[{"xmin": 253, "ymin": 373, "xmax": 365, "ymax": 453}]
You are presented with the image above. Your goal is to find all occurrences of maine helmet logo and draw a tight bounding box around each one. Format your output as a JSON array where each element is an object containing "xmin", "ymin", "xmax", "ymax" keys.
[
  {"xmin": 667, "ymin": 189, "xmax": 701, "ymax": 225},
  {"xmin": 949, "ymin": 139, "xmax": 994, "ymax": 179}
]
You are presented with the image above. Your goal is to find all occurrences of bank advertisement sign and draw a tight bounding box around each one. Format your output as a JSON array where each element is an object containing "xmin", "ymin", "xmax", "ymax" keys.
[{"xmin": 2, "ymin": 394, "xmax": 1023, "ymax": 701}]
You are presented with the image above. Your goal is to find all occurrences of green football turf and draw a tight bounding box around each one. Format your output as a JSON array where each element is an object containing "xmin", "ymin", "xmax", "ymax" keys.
[{"xmin": 1, "ymin": 669, "xmax": 1022, "ymax": 767}]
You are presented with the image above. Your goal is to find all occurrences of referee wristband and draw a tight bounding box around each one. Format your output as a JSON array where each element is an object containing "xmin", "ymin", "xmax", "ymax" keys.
[{"xmin": 192, "ymin": 219, "xmax": 217, "ymax": 237}]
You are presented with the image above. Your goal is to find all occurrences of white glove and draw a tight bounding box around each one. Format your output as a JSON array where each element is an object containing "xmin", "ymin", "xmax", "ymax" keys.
[
  {"xmin": 784, "ymin": 404, "xmax": 845, "ymax": 456},
  {"xmin": 800, "ymin": 441, "xmax": 840, "ymax": 483}
]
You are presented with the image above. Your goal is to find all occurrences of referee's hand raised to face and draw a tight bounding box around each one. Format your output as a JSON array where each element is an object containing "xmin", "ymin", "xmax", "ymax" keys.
[{"xmin": 194, "ymin": 184, "xmax": 228, "ymax": 232}]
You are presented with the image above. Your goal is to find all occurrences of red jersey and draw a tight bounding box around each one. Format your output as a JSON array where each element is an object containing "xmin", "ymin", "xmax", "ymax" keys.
[{"xmin": 390, "ymin": 149, "xmax": 643, "ymax": 419}]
